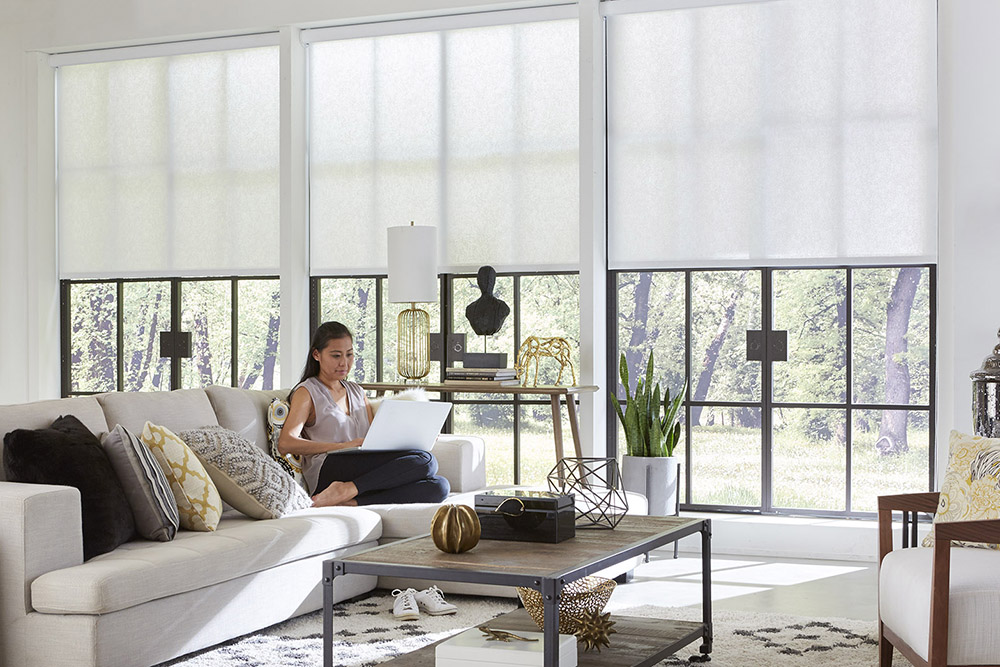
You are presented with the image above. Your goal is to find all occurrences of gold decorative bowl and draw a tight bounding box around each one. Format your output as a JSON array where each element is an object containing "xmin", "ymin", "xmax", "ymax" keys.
[{"xmin": 516, "ymin": 575, "xmax": 616, "ymax": 634}]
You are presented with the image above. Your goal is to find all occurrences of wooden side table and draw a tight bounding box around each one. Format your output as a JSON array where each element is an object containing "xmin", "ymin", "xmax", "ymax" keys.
[{"xmin": 360, "ymin": 382, "xmax": 598, "ymax": 461}]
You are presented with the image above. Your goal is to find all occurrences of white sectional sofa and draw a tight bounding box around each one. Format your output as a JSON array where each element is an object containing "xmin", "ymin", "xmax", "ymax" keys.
[{"xmin": 0, "ymin": 386, "xmax": 493, "ymax": 667}]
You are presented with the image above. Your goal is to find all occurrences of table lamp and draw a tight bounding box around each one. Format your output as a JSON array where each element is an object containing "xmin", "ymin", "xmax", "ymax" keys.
[{"xmin": 387, "ymin": 222, "xmax": 438, "ymax": 380}]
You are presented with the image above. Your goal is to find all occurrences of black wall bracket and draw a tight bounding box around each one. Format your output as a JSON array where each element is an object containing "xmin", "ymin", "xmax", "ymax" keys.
[
  {"xmin": 746, "ymin": 329, "xmax": 788, "ymax": 363},
  {"xmin": 160, "ymin": 331, "xmax": 193, "ymax": 359}
]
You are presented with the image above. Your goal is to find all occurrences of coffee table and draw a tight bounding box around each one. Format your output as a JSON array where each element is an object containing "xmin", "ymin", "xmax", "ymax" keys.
[{"xmin": 322, "ymin": 515, "xmax": 712, "ymax": 667}]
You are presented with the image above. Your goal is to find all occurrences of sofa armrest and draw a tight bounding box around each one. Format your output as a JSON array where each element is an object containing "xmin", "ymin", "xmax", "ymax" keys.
[
  {"xmin": 0, "ymin": 482, "xmax": 83, "ymax": 667},
  {"xmin": 0, "ymin": 482, "xmax": 83, "ymax": 615},
  {"xmin": 433, "ymin": 435, "xmax": 486, "ymax": 493}
]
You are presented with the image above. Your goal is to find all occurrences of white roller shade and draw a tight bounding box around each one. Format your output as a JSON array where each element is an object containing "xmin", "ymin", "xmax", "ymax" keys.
[
  {"xmin": 607, "ymin": 0, "xmax": 937, "ymax": 269},
  {"xmin": 57, "ymin": 44, "xmax": 280, "ymax": 278},
  {"xmin": 308, "ymin": 15, "xmax": 579, "ymax": 275}
]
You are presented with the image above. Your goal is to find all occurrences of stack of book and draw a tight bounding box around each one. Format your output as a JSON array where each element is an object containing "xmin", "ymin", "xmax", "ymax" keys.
[{"xmin": 443, "ymin": 367, "xmax": 520, "ymax": 387}]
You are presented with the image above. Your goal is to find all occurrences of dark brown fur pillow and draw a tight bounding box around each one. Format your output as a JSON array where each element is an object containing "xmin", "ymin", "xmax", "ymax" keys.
[{"xmin": 3, "ymin": 415, "xmax": 135, "ymax": 560}]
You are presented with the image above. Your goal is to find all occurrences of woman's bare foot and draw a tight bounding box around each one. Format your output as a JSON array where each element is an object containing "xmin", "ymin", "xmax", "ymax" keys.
[{"xmin": 311, "ymin": 481, "xmax": 359, "ymax": 507}]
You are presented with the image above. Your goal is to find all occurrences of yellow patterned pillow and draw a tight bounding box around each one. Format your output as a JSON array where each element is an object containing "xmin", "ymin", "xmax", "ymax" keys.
[
  {"xmin": 141, "ymin": 421, "xmax": 222, "ymax": 532},
  {"xmin": 923, "ymin": 430, "xmax": 1000, "ymax": 549}
]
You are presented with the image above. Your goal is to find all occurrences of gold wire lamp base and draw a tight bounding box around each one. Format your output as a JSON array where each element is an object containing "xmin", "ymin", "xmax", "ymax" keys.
[{"xmin": 397, "ymin": 304, "xmax": 430, "ymax": 381}]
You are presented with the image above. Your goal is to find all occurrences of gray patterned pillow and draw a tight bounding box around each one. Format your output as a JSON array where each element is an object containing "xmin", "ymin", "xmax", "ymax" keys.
[
  {"xmin": 179, "ymin": 426, "xmax": 312, "ymax": 520},
  {"xmin": 100, "ymin": 424, "xmax": 180, "ymax": 541}
]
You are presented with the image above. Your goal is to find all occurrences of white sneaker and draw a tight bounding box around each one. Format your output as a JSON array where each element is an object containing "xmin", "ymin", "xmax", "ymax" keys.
[
  {"xmin": 413, "ymin": 585, "xmax": 458, "ymax": 616},
  {"xmin": 392, "ymin": 588, "xmax": 420, "ymax": 621}
]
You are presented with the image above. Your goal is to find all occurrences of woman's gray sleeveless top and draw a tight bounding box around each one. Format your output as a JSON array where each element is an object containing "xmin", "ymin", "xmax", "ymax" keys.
[{"xmin": 295, "ymin": 377, "xmax": 370, "ymax": 493}]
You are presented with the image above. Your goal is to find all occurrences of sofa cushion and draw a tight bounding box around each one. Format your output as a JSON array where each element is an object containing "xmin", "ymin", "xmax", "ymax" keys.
[
  {"xmin": 100, "ymin": 424, "xmax": 180, "ymax": 541},
  {"xmin": 141, "ymin": 422, "xmax": 222, "ymax": 532},
  {"xmin": 3, "ymin": 415, "xmax": 135, "ymax": 560},
  {"xmin": 178, "ymin": 426, "xmax": 312, "ymax": 520},
  {"xmin": 0, "ymin": 395, "xmax": 108, "ymax": 482},
  {"xmin": 204, "ymin": 385, "xmax": 288, "ymax": 455},
  {"xmin": 880, "ymin": 545, "xmax": 1000, "ymax": 664},
  {"xmin": 30, "ymin": 507, "xmax": 383, "ymax": 615},
  {"xmin": 433, "ymin": 435, "xmax": 487, "ymax": 493},
  {"xmin": 97, "ymin": 389, "xmax": 219, "ymax": 437}
]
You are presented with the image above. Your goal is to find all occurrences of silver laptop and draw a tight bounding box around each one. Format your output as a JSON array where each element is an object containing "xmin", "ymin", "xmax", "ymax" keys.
[{"xmin": 361, "ymin": 400, "xmax": 453, "ymax": 452}]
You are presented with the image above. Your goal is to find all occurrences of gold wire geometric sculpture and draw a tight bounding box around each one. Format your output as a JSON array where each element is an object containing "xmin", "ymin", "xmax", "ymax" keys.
[
  {"xmin": 397, "ymin": 304, "xmax": 430, "ymax": 380},
  {"xmin": 514, "ymin": 336, "xmax": 576, "ymax": 387},
  {"xmin": 547, "ymin": 458, "xmax": 628, "ymax": 529},
  {"xmin": 516, "ymin": 575, "xmax": 616, "ymax": 635}
]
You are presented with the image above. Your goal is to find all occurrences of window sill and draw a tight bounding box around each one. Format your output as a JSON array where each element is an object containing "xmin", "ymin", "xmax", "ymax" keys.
[{"xmin": 671, "ymin": 511, "xmax": 930, "ymax": 563}]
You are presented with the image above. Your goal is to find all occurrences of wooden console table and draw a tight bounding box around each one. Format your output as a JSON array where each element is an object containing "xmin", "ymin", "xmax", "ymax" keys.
[{"xmin": 360, "ymin": 383, "xmax": 597, "ymax": 462}]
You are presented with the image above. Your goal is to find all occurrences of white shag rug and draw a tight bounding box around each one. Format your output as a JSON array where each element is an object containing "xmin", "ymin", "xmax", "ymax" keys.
[
  {"xmin": 159, "ymin": 592, "xmax": 516, "ymax": 667},
  {"xmin": 161, "ymin": 592, "xmax": 912, "ymax": 666}
]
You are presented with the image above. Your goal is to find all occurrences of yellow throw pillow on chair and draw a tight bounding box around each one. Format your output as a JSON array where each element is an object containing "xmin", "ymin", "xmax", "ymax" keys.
[{"xmin": 923, "ymin": 429, "xmax": 1000, "ymax": 549}]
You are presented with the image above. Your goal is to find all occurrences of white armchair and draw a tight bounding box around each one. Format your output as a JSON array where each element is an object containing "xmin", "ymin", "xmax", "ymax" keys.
[{"xmin": 878, "ymin": 492, "xmax": 1000, "ymax": 667}]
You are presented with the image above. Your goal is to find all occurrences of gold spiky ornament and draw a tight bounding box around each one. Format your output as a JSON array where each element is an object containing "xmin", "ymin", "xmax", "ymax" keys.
[{"xmin": 574, "ymin": 609, "xmax": 617, "ymax": 652}]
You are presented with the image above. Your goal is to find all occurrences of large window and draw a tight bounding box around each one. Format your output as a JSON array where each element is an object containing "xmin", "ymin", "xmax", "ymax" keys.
[
  {"xmin": 52, "ymin": 4, "xmax": 940, "ymax": 517},
  {"xmin": 606, "ymin": 0, "xmax": 937, "ymax": 517},
  {"xmin": 306, "ymin": 9, "xmax": 581, "ymax": 488},
  {"xmin": 56, "ymin": 39, "xmax": 281, "ymax": 397},
  {"xmin": 315, "ymin": 272, "xmax": 579, "ymax": 486},
  {"xmin": 63, "ymin": 277, "xmax": 281, "ymax": 395},
  {"xmin": 613, "ymin": 266, "xmax": 934, "ymax": 516}
]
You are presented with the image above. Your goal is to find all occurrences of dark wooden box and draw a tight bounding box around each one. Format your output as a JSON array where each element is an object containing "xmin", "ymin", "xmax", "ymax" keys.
[{"xmin": 474, "ymin": 490, "xmax": 575, "ymax": 543}]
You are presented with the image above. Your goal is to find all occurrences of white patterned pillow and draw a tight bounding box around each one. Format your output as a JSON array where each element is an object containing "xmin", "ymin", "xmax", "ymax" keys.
[{"xmin": 180, "ymin": 426, "xmax": 313, "ymax": 520}]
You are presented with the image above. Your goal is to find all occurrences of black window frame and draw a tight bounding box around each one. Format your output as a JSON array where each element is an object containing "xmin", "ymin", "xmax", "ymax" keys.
[
  {"xmin": 60, "ymin": 275, "xmax": 280, "ymax": 397},
  {"xmin": 608, "ymin": 263, "xmax": 937, "ymax": 519},
  {"xmin": 311, "ymin": 270, "xmax": 581, "ymax": 486}
]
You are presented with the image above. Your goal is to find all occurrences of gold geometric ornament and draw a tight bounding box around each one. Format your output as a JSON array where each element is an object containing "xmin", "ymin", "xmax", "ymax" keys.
[
  {"xmin": 574, "ymin": 609, "xmax": 617, "ymax": 652},
  {"xmin": 514, "ymin": 336, "xmax": 576, "ymax": 387}
]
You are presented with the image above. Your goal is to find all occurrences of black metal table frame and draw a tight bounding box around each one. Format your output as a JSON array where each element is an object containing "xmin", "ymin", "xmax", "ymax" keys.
[{"xmin": 322, "ymin": 519, "xmax": 712, "ymax": 667}]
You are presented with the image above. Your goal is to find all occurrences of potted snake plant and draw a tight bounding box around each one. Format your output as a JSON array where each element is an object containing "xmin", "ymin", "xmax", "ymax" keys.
[{"xmin": 610, "ymin": 351, "xmax": 686, "ymax": 516}]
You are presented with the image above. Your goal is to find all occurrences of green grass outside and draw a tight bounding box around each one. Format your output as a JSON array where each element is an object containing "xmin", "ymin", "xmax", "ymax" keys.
[{"xmin": 453, "ymin": 416, "xmax": 929, "ymax": 513}]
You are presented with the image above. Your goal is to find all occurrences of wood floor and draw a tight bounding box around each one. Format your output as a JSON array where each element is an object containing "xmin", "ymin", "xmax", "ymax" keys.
[{"xmin": 609, "ymin": 548, "xmax": 878, "ymax": 621}]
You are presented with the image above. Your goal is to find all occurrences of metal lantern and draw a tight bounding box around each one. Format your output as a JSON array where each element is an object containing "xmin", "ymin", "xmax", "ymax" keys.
[{"xmin": 971, "ymin": 328, "xmax": 1000, "ymax": 437}]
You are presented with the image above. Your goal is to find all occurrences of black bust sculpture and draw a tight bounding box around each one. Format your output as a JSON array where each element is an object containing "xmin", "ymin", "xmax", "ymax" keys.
[{"xmin": 465, "ymin": 266, "xmax": 510, "ymax": 336}]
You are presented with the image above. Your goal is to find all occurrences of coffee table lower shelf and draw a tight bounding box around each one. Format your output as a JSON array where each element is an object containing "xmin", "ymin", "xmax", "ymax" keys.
[{"xmin": 371, "ymin": 608, "xmax": 706, "ymax": 667}]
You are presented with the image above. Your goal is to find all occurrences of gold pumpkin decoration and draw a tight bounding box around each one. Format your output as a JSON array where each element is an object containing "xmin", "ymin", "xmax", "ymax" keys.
[{"xmin": 431, "ymin": 504, "xmax": 481, "ymax": 554}]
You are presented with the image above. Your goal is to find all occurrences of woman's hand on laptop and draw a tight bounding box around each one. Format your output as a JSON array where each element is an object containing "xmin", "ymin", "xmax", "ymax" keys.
[{"xmin": 329, "ymin": 438, "xmax": 364, "ymax": 452}]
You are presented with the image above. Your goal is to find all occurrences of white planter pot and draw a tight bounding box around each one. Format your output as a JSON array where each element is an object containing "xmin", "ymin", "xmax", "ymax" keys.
[{"xmin": 621, "ymin": 455, "xmax": 679, "ymax": 516}]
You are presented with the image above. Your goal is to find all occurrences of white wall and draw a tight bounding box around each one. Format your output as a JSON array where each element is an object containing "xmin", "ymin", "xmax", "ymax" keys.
[
  {"xmin": 937, "ymin": 0, "xmax": 1000, "ymax": 477},
  {"xmin": 2, "ymin": 0, "xmax": 999, "ymax": 485}
]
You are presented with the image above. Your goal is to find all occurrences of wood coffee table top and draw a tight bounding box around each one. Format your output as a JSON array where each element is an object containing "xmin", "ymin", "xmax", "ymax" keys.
[{"xmin": 341, "ymin": 515, "xmax": 700, "ymax": 579}]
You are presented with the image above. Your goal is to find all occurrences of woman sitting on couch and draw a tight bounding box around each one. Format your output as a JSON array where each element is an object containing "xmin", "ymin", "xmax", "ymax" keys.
[{"xmin": 278, "ymin": 321, "xmax": 450, "ymax": 507}]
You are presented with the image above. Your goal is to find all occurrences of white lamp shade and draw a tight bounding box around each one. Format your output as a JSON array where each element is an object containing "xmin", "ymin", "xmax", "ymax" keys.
[{"xmin": 387, "ymin": 225, "xmax": 438, "ymax": 303}]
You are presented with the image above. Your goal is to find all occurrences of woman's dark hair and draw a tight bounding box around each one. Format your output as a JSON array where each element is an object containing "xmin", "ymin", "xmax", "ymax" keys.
[{"xmin": 297, "ymin": 321, "xmax": 353, "ymax": 386}]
